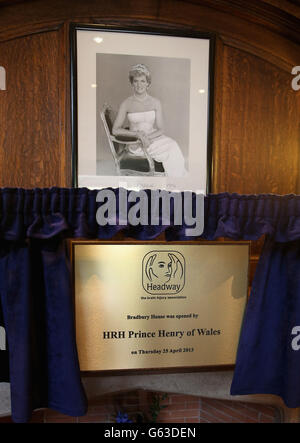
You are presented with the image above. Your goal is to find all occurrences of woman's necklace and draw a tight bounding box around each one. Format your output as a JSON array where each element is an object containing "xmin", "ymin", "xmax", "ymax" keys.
[{"xmin": 133, "ymin": 93, "xmax": 149, "ymax": 103}]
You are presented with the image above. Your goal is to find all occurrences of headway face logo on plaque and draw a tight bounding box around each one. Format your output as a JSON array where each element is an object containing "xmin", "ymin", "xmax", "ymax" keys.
[{"xmin": 142, "ymin": 250, "xmax": 185, "ymax": 295}]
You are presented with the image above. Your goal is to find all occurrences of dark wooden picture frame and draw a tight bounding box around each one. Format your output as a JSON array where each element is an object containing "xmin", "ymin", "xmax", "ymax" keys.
[{"xmin": 70, "ymin": 23, "xmax": 215, "ymax": 194}]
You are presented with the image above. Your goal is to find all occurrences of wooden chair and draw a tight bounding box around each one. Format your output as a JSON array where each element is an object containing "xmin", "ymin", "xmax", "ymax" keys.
[{"xmin": 100, "ymin": 104, "xmax": 165, "ymax": 176}]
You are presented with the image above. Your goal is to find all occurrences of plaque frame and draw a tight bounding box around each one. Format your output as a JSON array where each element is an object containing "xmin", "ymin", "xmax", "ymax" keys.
[{"xmin": 70, "ymin": 240, "xmax": 250, "ymax": 376}]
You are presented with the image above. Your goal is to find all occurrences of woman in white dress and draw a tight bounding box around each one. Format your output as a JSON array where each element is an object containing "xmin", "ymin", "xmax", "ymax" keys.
[{"xmin": 112, "ymin": 64, "xmax": 187, "ymax": 177}]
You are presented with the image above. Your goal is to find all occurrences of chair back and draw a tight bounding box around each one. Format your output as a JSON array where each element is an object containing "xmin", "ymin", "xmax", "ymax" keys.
[
  {"xmin": 100, "ymin": 104, "xmax": 116, "ymax": 136},
  {"xmin": 100, "ymin": 104, "xmax": 120, "ymax": 170}
]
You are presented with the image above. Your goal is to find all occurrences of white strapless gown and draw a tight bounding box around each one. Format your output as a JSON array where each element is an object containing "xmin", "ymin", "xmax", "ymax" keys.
[{"xmin": 127, "ymin": 110, "xmax": 186, "ymax": 177}]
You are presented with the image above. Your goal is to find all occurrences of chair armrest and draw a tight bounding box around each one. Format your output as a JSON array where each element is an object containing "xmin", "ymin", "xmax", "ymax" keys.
[
  {"xmin": 111, "ymin": 135, "xmax": 139, "ymax": 144},
  {"xmin": 111, "ymin": 135, "xmax": 155, "ymax": 173}
]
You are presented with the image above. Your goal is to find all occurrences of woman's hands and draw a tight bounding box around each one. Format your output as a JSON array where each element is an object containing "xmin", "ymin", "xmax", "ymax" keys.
[
  {"xmin": 135, "ymin": 130, "xmax": 151, "ymax": 148},
  {"xmin": 135, "ymin": 129, "xmax": 164, "ymax": 148}
]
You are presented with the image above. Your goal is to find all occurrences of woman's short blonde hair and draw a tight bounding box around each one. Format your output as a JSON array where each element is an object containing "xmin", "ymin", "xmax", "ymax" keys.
[{"xmin": 129, "ymin": 64, "xmax": 151, "ymax": 85}]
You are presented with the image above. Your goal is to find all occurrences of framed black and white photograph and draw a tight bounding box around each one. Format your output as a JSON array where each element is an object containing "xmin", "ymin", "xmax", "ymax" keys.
[{"xmin": 71, "ymin": 24, "xmax": 215, "ymax": 193}]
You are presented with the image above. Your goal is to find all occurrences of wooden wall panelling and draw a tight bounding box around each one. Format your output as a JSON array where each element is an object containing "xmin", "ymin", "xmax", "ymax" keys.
[
  {"xmin": 0, "ymin": 1, "xmax": 299, "ymax": 68},
  {"xmin": 158, "ymin": 0, "xmax": 300, "ymax": 69},
  {"xmin": 0, "ymin": 26, "xmax": 67, "ymax": 188},
  {"xmin": 196, "ymin": 0, "xmax": 300, "ymax": 45},
  {"xmin": 211, "ymin": 35, "xmax": 225, "ymax": 194},
  {"xmin": 213, "ymin": 44, "xmax": 300, "ymax": 195},
  {"xmin": 0, "ymin": 0, "xmax": 159, "ymax": 41}
]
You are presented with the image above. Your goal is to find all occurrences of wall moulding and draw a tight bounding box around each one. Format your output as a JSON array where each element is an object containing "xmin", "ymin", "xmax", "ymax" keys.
[
  {"xmin": 220, "ymin": 35, "xmax": 296, "ymax": 74},
  {"xmin": 78, "ymin": 16, "xmax": 299, "ymax": 73},
  {"xmin": 0, "ymin": 10, "xmax": 298, "ymax": 70},
  {"xmin": 85, "ymin": 16, "xmax": 300, "ymax": 72},
  {"xmin": 197, "ymin": 0, "xmax": 300, "ymax": 45},
  {"xmin": 157, "ymin": 2, "xmax": 300, "ymax": 69},
  {"xmin": 0, "ymin": 21, "xmax": 64, "ymax": 43}
]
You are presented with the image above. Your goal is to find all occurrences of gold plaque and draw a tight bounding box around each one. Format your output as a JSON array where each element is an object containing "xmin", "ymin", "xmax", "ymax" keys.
[{"xmin": 72, "ymin": 241, "xmax": 249, "ymax": 372}]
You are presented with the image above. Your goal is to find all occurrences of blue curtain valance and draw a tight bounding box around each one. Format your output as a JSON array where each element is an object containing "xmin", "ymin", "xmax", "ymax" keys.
[{"xmin": 0, "ymin": 188, "xmax": 300, "ymax": 241}]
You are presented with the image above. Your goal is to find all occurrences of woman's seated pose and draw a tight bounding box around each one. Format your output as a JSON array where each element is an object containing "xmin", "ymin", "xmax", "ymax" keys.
[{"xmin": 112, "ymin": 63, "xmax": 187, "ymax": 177}]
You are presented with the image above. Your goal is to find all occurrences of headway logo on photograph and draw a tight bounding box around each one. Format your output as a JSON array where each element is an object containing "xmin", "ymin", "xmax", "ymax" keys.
[{"xmin": 142, "ymin": 251, "xmax": 185, "ymax": 295}]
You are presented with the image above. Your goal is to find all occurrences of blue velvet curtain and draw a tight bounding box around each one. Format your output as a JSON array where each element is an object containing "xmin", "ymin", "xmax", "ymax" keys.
[{"xmin": 0, "ymin": 188, "xmax": 300, "ymax": 422}]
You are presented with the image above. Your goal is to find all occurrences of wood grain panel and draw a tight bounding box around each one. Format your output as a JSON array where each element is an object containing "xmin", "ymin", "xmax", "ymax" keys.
[
  {"xmin": 0, "ymin": 0, "xmax": 298, "ymax": 70},
  {"xmin": 158, "ymin": 0, "xmax": 300, "ymax": 70},
  {"xmin": 0, "ymin": 0, "xmax": 159, "ymax": 40},
  {"xmin": 212, "ymin": 45, "xmax": 300, "ymax": 195},
  {"xmin": 193, "ymin": 0, "xmax": 300, "ymax": 44},
  {"xmin": 0, "ymin": 28, "xmax": 66, "ymax": 187}
]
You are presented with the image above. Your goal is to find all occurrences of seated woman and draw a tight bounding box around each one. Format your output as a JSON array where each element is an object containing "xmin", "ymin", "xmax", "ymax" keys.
[{"xmin": 112, "ymin": 64, "xmax": 187, "ymax": 177}]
